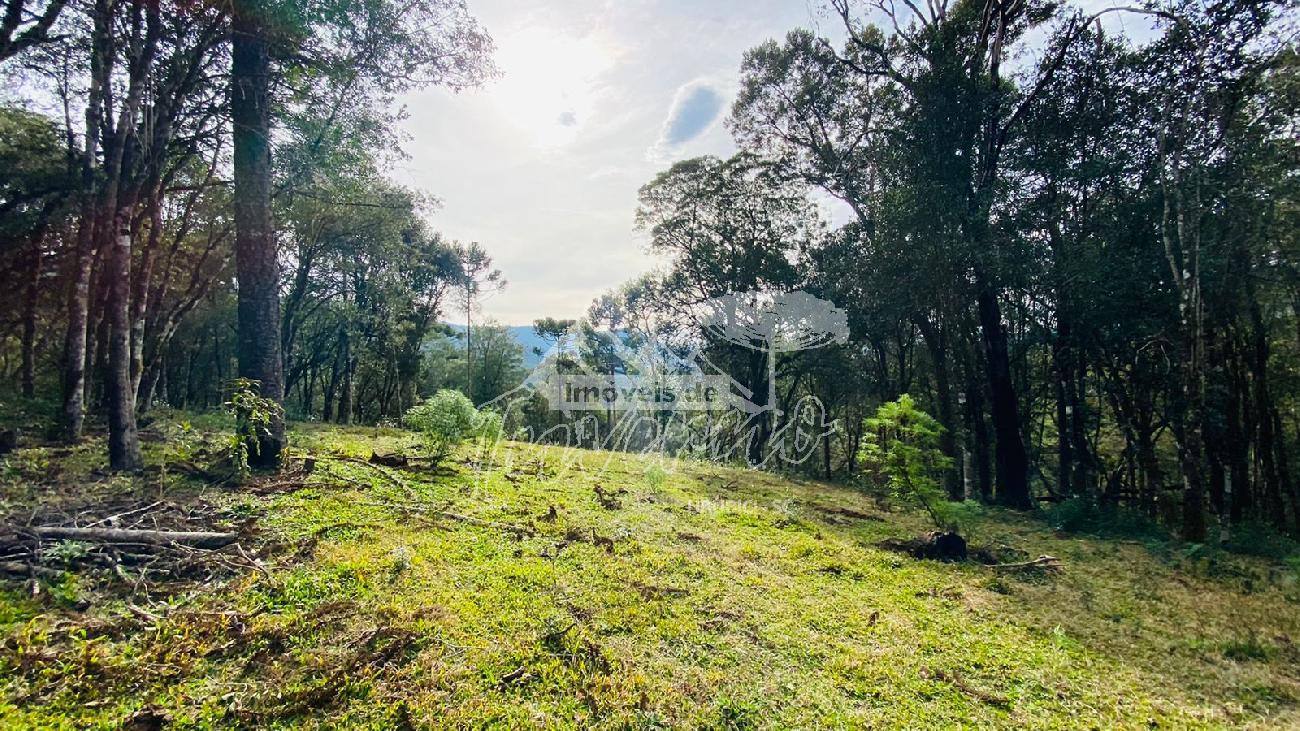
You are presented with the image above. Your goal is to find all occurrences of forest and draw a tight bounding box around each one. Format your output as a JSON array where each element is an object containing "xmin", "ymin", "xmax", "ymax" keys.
[
  {"xmin": 3, "ymin": 0, "xmax": 1295, "ymax": 540},
  {"xmin": 0, "ymin": 0, "xmax": 1298, "ymax": 726}
]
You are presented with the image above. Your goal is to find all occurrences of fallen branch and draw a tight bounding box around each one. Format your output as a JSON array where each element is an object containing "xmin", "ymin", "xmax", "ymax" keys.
[
  {"xmin": 0, "ymin": 560, "xmax": 62, "ymax": 578},
  {"xmin": 325, "ymin": 456, "xmax": 412, "ymax": 493},
  {"xmin": 83, "ymin": 501, "xmax": 165, "ymax": 528},
  {"xmin": 22, "ymin": 526, "xmax": 239, "ymax": 549},
  {"xmin": 987, "ymin": 555, "xmax": 1062, "ymax": 572},
  {"xmin": 369, "ymin": 451, "xmax": 409, "ymax": 468},
  {"xmin": 928, "ymin": 668, "xmax": 1010, "ymax": 708}
]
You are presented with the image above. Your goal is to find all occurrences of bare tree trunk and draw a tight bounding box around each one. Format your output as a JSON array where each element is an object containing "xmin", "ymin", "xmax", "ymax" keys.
[
  {"xmin": 130, "ymin": 195, "xmax": 162, "ymax": 402},
  {"xmin": 156, "ymin": 355, "xmax": 167, "ymax": 403},
  {"xmin": 106, "ymin": 222, "xmax": 142, "ymax": 470},
  {"xmin": 61, "ymin": 211, "xmax": 97, "ymax": 441},
  {"xmin": 20, "ymin": 232, "xmax": 42, "ymax": 398},
  {"xmin": 100, "ymin": 0, "xmax": 161, "ymax": 471},
  {"xmin": 338, "ymin": 331, "xmax": 353, "ymax": 425},
  {"xmin": 231, "ymin": 0, "xmax": 285, "ymax": 468},
  {"xmin": 60, "ymin": 0, "xmax": 110, "ymax": 442},
  {"xmin": 977, "ymin": 285, "xmax": 1031, "ymax": 509},
  {"xmin": 323, "ymin": 340, "xmax": 340, "ymax": 423}
]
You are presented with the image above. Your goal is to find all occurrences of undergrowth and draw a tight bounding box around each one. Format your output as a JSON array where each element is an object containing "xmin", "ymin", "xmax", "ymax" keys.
[{"xmin": 0, "ymin": 415, "xmax": 1296, "ymax": 729}]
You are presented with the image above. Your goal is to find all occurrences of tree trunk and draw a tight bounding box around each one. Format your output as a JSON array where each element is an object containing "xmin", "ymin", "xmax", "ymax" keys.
[
  {"xmin": 231, "ymin": 0, "xmax": 285, "ymax": 468},
  {"xmin": 1054, "ymin": 368, "xmax": 1071, "ymax": 498},
  {"xmin": 822, "ymin": 422, "xmax": 832, "ymax": 481},
  {"xmin": 129, "ymin": 195, "xmax": 162, "ymax": 401},
  {"xmin": 1176, "ymin": 334, "xmax": 1207, "ymax": 541},
  {"xmin": 156, "ymin": 356, "xmax": 167, "ymax": 403},
  {"xmin": 918, "ymin": 317, "xmax": 959, "ymax": 499},
  {"xmin": 105, "ymin": 221, "xmax": 142, "ymax": 471},
  {"xmin": 977, "ymin": 285, "xmax": 1031, "ymax": 509},
  {"xmin": 20, "ymin": 231, "xmax": 42, "ymax": 398},
  {"xmin": 61, "ymin": 213, "xmax": 97, "ymax": 441},
  {"xmin": 1273, "ymin": 409, "xmax": 1300, "ymax": 535},
  {"xmin": 323, "ymin": 343, "xmax": 340, "ymax": 423},
  {"xmin": 60, "ymin": 0, "xmax": 110, "ymax": 443}
]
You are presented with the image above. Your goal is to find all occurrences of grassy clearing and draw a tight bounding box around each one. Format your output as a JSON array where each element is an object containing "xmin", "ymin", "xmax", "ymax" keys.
[{"xmin": 1, "ymin": 419, "xmax": 1298, "ymax": 729}]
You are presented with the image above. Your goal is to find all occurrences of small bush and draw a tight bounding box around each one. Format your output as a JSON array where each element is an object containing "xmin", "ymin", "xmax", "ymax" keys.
[
  {"xmin": 403, "ymin": 390, "xmax": 483, "ymax": 463},
  {"xmin": 223, "ymin": 378, "xmax": 284, "ymax": 477},
  {"xmin": 643, "ymin": 463, "xmax": 668, "ymax": 489},
  {"xmin": 1221, "ymin": 635, "xmax": 1275, "ymax": 662}
]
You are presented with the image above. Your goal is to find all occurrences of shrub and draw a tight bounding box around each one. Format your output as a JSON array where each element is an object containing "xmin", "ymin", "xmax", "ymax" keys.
[
  {"xmin": 473, "ymin": 408, "xmax": 504, "ymax": 442},
  {"xmin": 1220, "ymin": 520, "xmax": 1300, "ymax": 561},
  {"xmin": 223, "ymin": 378, "xmax": 284, "ymax": 478},
  {"xmin": 1045, "ymin": 497, "xmax": 1163, "ymax": 541},
  {"xmin": 403, "ymin": 390, "xmax": 482, "ymax": 463},
  {"xmin": 860, "ymin": 394, "xmax": 954, "ymax": 530}
]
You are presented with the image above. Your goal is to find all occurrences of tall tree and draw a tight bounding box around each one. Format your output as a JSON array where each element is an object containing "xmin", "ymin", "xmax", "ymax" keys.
[
  {"xmin": 453, "ymin": 241, "xmax": 503, "ymax": 391},
  {"xmin": 230, "ymin": 0, "xmax": 285, "ymax": 467}
]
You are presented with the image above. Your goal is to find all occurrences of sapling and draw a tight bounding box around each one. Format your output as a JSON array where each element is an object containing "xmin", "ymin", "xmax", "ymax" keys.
[{"xmin": 861, "ymin": 394, "xmax": 955, "ymax": 531}]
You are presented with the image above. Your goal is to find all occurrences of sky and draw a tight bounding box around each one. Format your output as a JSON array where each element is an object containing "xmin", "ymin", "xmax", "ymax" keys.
[
  {"xmin": 391, "ymin": 0, "xmax": 845, "ymax": 325},
  {"xmin": 391, "ymin": 0, "xmax": 1160, "ymax": 326}
]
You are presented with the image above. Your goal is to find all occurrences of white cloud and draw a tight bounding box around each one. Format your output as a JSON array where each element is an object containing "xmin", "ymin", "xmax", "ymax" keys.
[{"xmin": 646, "ymin": 78, "xmax": 728, "ymax": 160}]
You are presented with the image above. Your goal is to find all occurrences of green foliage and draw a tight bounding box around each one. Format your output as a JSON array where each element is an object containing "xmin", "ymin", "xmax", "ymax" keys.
[
  {"xmin": 472, "ymin": 408, "xmax": 504, "ymax": 442},
  {"xmin": 4, "ymin": 418, "xmax": 1300, "ymax": 727},
  {"xmin": 1045, "ymin": 498, "xmax": 1164, "ymax": 541},
  {"xmin": 223, "ymin": 378, "xmax": 285, "ymax": 478},
  {"xmin": 861, "ymin": 395, "xmax": 954, "ymax": 530},
  {"xmin": 44, "ymin": 541, "xmax": 91, "ymax": 566},
  {"xmin": 643, "ymin": 463, "xmax": 668, "ymax": 489},
  {"xmin": 1220, "ymin": 521, "xmax": 1300, "ymax": 561},
  {"xmin": 402, "ymin": 389, "xmax": 483, "ymax": 462}
]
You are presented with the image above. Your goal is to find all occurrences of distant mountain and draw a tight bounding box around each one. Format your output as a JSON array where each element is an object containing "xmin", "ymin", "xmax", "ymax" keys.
[{"xmin": 444, "ymin": 323, "xmax": 551, "ymax": 369}]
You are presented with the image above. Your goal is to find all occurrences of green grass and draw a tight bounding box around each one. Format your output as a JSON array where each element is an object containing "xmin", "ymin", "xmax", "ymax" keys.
[{"xmin": 1, "ymin": 420, "xmax": 1298, "ymax": 729}]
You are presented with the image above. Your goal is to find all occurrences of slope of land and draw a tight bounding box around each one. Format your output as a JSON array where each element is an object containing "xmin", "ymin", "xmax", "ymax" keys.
[{"xmin": 1, "ymin": 418, "xmax": 1298, "ymax": 729}]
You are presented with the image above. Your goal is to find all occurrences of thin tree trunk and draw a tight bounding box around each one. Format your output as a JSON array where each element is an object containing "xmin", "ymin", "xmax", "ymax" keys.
[
  {"xmin": 339, "ymin": 336, "xmax": 354, "ymax": 425},
  {"xmin": 106, "ymin": 223, "xmax": 142, "ymax": 470},
  {"xmin": 60, "ymin": 0, "xmax": 110, "ymax": 441},
  {"xmin": 323, "ymin": 341, "xmax": 340, "ymax": 423},
  {"xmin": 20, "ymin": 231, "xmax": 42, "ymax": 398},
  {"xmin": 61, "ymin": 210, "xmax": 97, "ymax": 441},
  {"xmin": 130, "ymin": 195, "xmax": 162, "ymax": 401}
]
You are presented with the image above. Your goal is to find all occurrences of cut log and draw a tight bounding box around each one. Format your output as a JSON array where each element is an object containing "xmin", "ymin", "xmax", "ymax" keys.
[
  {"xmin": 369, "ymin": 451, "xmax": 409, "ymax": 468},
  {"xmin": 23, "ymin": 526, "xmax": 239, "ymax": 549},
  {"xmin": 877, "ymin": 531, "xmax": 968, "ymax": 562}
]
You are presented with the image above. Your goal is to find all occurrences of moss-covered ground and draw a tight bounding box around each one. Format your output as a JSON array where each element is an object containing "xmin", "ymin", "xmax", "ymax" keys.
[{"xmin": 1, "ymin": 418, "xmax": 1298, "ymax": 729}]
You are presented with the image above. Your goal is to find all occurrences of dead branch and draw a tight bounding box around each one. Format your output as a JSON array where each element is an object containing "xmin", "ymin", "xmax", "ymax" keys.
[
  {"xmin": 0, "ymin": 560, "xmax": 63, "ymax": 578},
  {"xmin": 21, "ymin": 525, "xmax": 239, "ymax": 549},
  {"xmin": 83, "ymin": 500, "xmax": 165, "ymax": 528},
  {"xmin": 987, "ymin": 555, "xmax": 1062, "ymax": 572}
]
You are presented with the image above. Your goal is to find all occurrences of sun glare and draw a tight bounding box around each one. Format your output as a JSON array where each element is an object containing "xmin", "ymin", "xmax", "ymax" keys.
[{"xmin": 484, "ymin": 26, "xmax": 619, "ymax": 151}]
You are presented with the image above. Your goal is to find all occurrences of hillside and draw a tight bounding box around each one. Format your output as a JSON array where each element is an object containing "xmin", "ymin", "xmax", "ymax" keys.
[
  {"xmin": 1, "ymin": 419, "xmax": 1298, "ymax": 729},
  {"xmin": 443, "ymin": 323, "xmax": 552, "ymax": 368}
]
